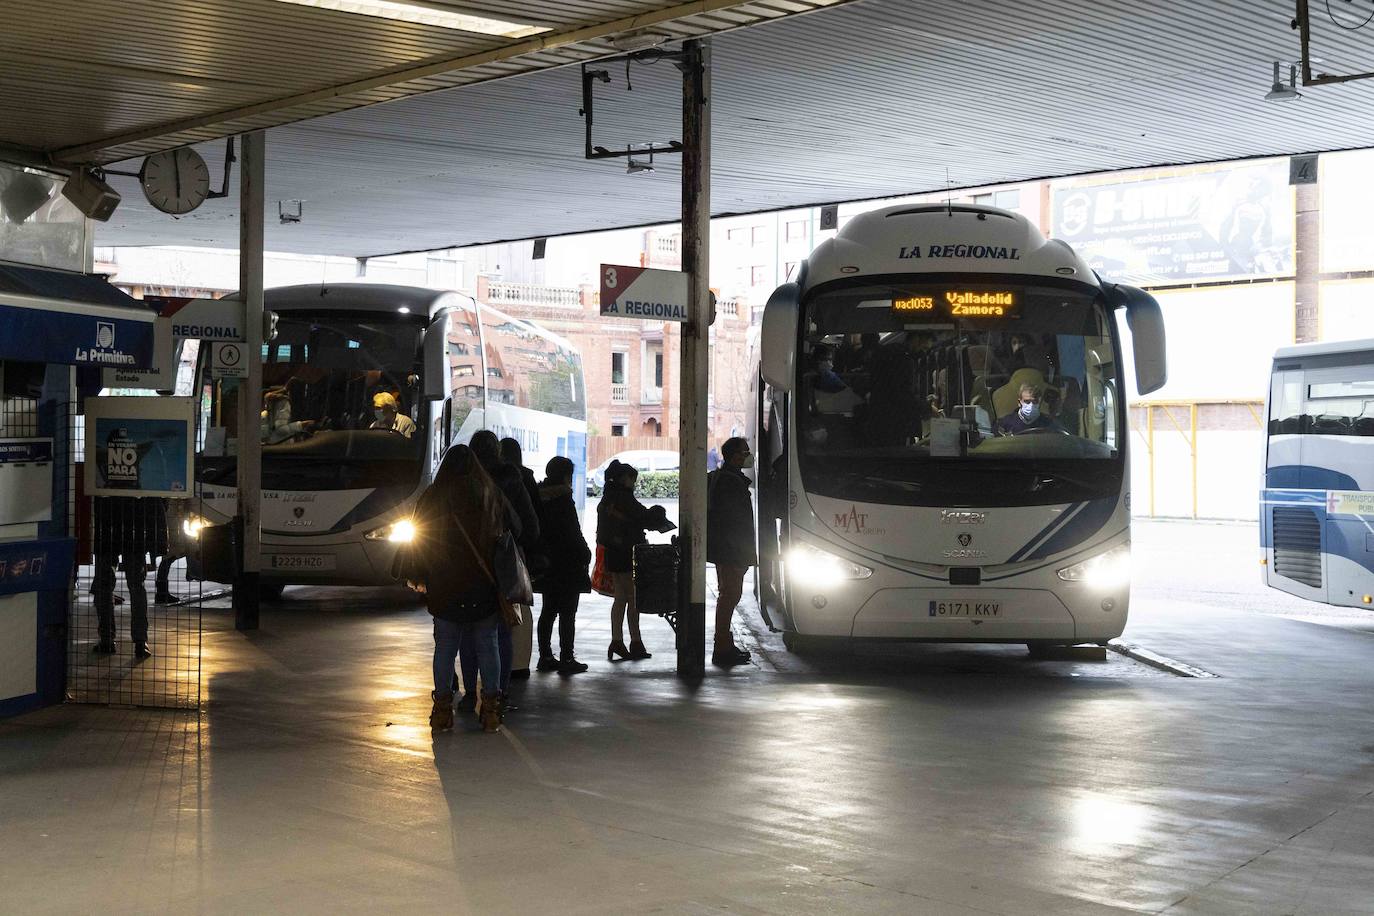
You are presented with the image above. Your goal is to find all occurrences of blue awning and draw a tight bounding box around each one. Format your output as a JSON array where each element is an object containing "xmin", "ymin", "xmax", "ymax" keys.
[{"xmin": 0, "ymin": 264, "xmax": 159, "ymax": 369}]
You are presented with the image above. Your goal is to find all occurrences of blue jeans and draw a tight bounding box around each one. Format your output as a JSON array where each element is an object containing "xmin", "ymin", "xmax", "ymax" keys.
[
  {"xmin": 435, "ymin": 614, "xmax": 500, "ymax": 698},
  {"xmin": 460, "ymin": 620, "xmax": 513, "ymax": 695}
]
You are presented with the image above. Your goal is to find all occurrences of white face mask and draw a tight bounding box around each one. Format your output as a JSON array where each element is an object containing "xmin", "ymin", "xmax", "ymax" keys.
[
  {"xmin": 1019, "ymin": 402, "xmax": 1040, "ymax": 422},
  {"xmin": 374, "ymin": 409, "xmax": 387, "ymax": 423},
  {"xmin": 741, "ymin": 454, "xmax": 755, "ymax": 469}
]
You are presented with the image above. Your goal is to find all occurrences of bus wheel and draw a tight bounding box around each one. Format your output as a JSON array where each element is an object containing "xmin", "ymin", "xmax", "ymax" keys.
[
  {"xmin": 782, "ymin": 631, "xmax": 802, "ymax": 653},
  {"xmin": 259, "ymin": 583, "xmax": 286, "ymax": 601}
]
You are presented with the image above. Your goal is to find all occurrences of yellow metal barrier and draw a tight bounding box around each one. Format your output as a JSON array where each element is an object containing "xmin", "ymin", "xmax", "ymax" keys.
[{"xmin": 1130, "ymin": 400, "xmax": 1264, "ymax": 518}]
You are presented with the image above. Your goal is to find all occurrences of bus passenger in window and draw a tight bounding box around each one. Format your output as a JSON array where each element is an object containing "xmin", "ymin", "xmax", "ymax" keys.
[
  {"xmin": 261, "ymin": 386, "xmax": 317, "ymax": 444},
  {"xmin": 370, "ymin": 392, "xmax": 416, "ymax": 438}
]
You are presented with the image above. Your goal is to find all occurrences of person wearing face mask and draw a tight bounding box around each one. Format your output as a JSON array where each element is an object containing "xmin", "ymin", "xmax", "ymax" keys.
[
  {"xmin": 996, "ymin": 384, "xmax": 1064, "ymax": 436},
  {"xmin": 707, "ymin": 436, "xmax": 757, "ymax": 667},
  {"xmin": 369, "ymin": 391, "xmax": 416, "ymax": 438},
  {"xmin": 261, "ymin": 386, "xmax": 317, "ymax": 444},
  {"xmin": 811, "ymin": 345, "xmax": 847, "ymax": 394}
]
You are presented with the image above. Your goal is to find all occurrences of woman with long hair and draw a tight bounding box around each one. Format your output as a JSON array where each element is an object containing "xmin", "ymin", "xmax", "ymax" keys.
[
  {"xmin": 595, "ymin": 460, "xmax": 667, "ymax": 661},
  {"xmin": 412, "ymin": 444, "xmax": 508, "ymax": 733}
]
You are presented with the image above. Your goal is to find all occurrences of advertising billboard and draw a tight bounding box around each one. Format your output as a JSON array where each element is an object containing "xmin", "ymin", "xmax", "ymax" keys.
[
  {"xmin": 1051, "ymin": 161, "xmax": 1294, "ymax": 286},
  {"xmin": 83, "ymin": 396, "xmax": 195, "ymax": 498}
]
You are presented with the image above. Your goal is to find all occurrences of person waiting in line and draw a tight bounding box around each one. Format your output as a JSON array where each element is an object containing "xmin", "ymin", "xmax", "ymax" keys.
[
  {"xmin": 500, "ymin": 436, "xmax": 545, "ymax": 678},
  {"xmin": 996, "ymin": 384, "xmax": 1065, "ymax": 436},
  {"xmin": 92, "ymin": 495, "xmax": 167, "ymax": 660},
  {"xmin": 153, "ymin": 497, "xmax": 188, "ymax": 605},
  {"xmin": 261, "ymin": 385, "xmax": 317, "ymax": 444},
  {"xmin": 597, "ymin": 459, "xmax": 669, "ymax": 661},
  {"xmin": 411, "ymin": 444, "xmax": 507, "ymax": 733},
  {"xmin": 534, "ymin": 456, "xmax": 592, "ymax": 675},
  {"xmin": 707, "ymin": 437, "xmax": 756, "ymax": 667},
  {"xmin": 455, "ymin": 430, "xmax": 540, "ymax": 714},
  {"xmin": 369, "ymin": 391, "xmax": 416, "ymax": 438}
]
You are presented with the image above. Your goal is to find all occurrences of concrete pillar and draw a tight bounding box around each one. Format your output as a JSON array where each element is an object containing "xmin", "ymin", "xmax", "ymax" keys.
[
  {"xmin": 677, "ymin": 39, "xmax": 710, "ymax": 677},
  {"xmin": 233, "ymin": 131, "xmax": 265, "ymax": 631},
  {"xmin": 1294, "ymin": 180, "xmax": 1320, "ymax": 343}
]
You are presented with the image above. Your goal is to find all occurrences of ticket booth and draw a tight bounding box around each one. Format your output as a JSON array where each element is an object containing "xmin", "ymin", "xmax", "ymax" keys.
[{"xmin": 0, "ymin": 264, "xmax": 162, "ymax": 716}]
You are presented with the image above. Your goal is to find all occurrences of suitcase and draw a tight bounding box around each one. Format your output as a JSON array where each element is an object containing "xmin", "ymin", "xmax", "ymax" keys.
[{"xmin": 632, "ymin": 542, "xmax": 679, "ymax": 616}]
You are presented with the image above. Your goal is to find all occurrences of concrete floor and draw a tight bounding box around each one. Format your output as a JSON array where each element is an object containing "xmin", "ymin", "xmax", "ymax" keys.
[{"xmin": 4, "ymin": 519, "xmax": 1374, "ymax": 914}]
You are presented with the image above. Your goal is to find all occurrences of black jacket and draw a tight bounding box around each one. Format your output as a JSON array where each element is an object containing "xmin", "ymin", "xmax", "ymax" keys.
[
  {"xmin": 536, "ymin": 480, "xmax": 592, "ymax": 594},
  {"xmin": 707, "ymin": 467, "xmax": 756, "ymax": 567},
  {"xmin": 596, "ymin": 485, "xmax": 660, "ymax": 573},
  {"xmin": 483, "ymin": 461, "xmax": 540, "ymax": 551},
  {"xmin": 93, "ymin": 496, "xmax": 169, "ymax": 560}
]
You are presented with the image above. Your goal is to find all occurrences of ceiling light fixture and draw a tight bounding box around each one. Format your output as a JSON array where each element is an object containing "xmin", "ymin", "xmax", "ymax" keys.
[
  {"xmin": 1265, "ymin": 61, "xmax": 1303, "ymax": 102},
  {"xmin": 269, "ymin": 0, "xmax": 550, "ymax": 38}
]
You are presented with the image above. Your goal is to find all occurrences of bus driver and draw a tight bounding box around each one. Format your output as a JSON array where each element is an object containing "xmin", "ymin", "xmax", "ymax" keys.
[
  {"xmin": 996, "ymin": 384, "xmax": 1065, "ymax": 436},
  {"xmin": 370, "ymin": 391, "xmax": 416, "ymax": 438}
]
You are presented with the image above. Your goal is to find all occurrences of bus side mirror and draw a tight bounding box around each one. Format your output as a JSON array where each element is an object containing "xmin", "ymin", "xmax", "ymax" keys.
[
  {"xmin": 423, "ymin": 314, "xmax": 450, "ymax": 401},
  {"xmin": 1111, "ymin": 283, "xmax": 1167, "ymax": 395},
  {"xmin": 760, "ymin": 283, "xmax": 800, "ymax": 392}
]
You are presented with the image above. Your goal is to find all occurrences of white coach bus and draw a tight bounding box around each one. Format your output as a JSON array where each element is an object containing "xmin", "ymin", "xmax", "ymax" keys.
[
  {"xmin": 753, "ymin": 204, "xmax": 1166, "ymax": 653},
  {"xmin": 188, "ymin": 283, "xmax": 586, "ymax": 595}
]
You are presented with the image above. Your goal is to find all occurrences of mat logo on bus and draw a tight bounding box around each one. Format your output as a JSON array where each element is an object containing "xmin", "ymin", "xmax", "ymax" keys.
[{"xmin": 832, "ymin": 505, "xmax": 885, "ymax": 536}]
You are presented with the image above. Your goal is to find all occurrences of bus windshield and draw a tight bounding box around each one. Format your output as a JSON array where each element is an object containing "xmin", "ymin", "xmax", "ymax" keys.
[
  {"xmin": 797, "ymin": 278, "xmax": 1123, "ymax": 506},
  {"xmin": 197, "ymin": 312, "xmax": 427, "ymax": 491}
]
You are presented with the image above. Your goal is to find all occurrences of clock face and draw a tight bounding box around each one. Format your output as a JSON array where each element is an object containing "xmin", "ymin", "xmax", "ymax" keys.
[{"xmin": 141, "ymin": 148, "xmax": 211, "ymax": 215}]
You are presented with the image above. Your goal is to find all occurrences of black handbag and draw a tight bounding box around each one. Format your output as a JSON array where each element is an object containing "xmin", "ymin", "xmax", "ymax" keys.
[{"xmin": 494, "ymin": 530, "xmax": 535, "ymax": 606}]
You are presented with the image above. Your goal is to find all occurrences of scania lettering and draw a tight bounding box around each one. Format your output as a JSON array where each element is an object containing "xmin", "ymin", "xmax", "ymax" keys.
[
  {"xmin": 753, "ymin": 204, "xmax": 1167, "ymax": 653},
  {"xmin": 186, "ymin": 284, "xmax": 587, "ymax": 594}
]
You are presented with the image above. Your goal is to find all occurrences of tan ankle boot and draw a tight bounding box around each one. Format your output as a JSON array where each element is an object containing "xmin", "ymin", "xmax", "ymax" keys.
[
  {"xmin": 430, "ymin": 692, "xmax": 455, "ymax": 731},
  {"xmin": 479, "ymin": 691, "xmax": 502, "ymax": 733}
]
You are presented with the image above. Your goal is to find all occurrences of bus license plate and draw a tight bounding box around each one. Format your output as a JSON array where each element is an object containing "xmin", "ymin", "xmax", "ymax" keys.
[
  {"xmin": 929, "ymin": 600, "xmax": 1001, "ymax": 618},
  {"xmin": 270, "ymin": 554, "xmax": 335, "ymax": 571}
]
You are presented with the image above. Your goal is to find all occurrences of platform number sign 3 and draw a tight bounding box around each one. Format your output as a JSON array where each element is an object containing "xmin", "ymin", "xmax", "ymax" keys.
[{"xmin": 604, "ymin": 266, "xmax": 618, "ymax": 290}]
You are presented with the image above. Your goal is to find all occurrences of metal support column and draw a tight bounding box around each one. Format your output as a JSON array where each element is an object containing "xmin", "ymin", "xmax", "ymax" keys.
[
  {"xmin": 677, "ymin": 39, "xmax": 710, "ymax": 678},
  {"xmin": 233, "ymin": 131, "xmax": 265, "ymax": 631}
]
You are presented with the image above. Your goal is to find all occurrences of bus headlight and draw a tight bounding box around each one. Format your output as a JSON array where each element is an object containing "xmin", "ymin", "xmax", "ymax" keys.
[
  {"xmin": 1057, "ymin": 543, "xmax": 1131, "ymax": 589},
  {"xmin": 365, "ymin": 518, "xmax": 417, "ymax": 543},
  {"xmin": 182, "ymin": 515, "xmax": 209, "ymax": 539},
  {"xmin": 785, "ymin": 540, "xmax": 873, "ymax": 587}
]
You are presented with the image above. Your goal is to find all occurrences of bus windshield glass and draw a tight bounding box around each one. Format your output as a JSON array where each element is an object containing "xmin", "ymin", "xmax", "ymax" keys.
[
  {"xmin": 197, "ymin": 312, "xmax": 427, "ymax": 491},
  {"xmin": 797, "ymin": 279, "xmax": 1123, "ymax": 506}
]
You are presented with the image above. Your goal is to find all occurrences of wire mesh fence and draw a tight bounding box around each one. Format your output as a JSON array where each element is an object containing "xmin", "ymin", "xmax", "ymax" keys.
[{"xmin": 67, "ymin": 401, "xmax": 204, "ymax": 710}]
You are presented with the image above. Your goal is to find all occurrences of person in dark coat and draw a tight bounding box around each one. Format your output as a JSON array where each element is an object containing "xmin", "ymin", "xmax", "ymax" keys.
[
  {"xmin": 707, "ymin": 437, "xmax": 757, "ymax": 667},
  {"xmin": 411, "ymin": 444, "xmax": 506, "ymax": 733},
  {"xmin": 500, "ymin": 438, "xmax": 541, "ymax": 523},
  {"xmin": 534, "ymin": 456, "xmax": 592, "ymax": 674},
  {"xmin": 92, "ymin": 495, "xmax": 168, "ymax": 659},
  {"xmin": 596, "ymin": 460, "xmax": 668, "ymax": 661},
  {"xmin": 460, "ymin": 430, "xmax": 540, "ymax": 706}
]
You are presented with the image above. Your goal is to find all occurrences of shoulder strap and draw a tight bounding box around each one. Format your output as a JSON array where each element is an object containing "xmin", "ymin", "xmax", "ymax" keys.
[{"xmin": 448, "ymin": 501, "xmax": 499, "ymax": 587}]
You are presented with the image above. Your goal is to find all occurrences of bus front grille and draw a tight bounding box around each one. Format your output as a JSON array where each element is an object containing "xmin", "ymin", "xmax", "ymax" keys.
[{"xmin": 1272, "ymin": 506, "xmax": 1322, "ymax": 589}]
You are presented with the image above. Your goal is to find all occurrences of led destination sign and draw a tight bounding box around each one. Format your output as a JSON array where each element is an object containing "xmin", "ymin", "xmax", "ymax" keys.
[{"xmin": 893, "ymin": 290, "xmax": 1020, "ymax": 319}]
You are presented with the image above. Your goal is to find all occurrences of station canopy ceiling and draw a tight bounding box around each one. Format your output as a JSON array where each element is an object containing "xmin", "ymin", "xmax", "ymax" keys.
[{"xmin": 7, "ymin": 0, "xmax": 1374, "ymax": 256}]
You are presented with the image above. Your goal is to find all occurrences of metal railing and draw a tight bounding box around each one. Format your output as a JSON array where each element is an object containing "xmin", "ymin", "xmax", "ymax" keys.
[{"xmin": 1131, "ymin": 399, "xmax": 1264, "ymax": 519}]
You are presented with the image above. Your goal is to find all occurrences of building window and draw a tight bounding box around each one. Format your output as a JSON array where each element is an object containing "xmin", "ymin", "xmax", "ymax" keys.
[
  {"xmin": 486, "ymin": 367, "xmax": 503, "ymax": 378},
  {"xmin": 654, "ymin": 352, "xmax": 663, "ymax": 388},
  {"xmin": 750, "ymin": 265, "xmax": 768, "ymax": 286},
  {"xmin": 726, "ymin": 227, "xmax": 745, "ymax": 242},
  {"xmin": 785, "ymin": 220, "xmax": 807, "ymax": 242},
  {"xmin": 611, "ymin": 423, "xmax": 627, "ymax": 437},
  {"xmin": 751, "ymin": 225, "xmax": 767, "ymax": 246},
  {"xmin": 784, "ymin": 261, "xmax": 799, "ymax": 280},
  {"xmin": 972, "ymin": 193, "xmax": 993, "ymax": 205},
  {"xmin": 611, "ymin": 351, "xmax": 626, "ymax": 384},
  {"xmin": 994, "ymin": 189, "xmax": 1021, "ymax": 209},
  {"xmin": 454, "ymin": 365, "xmax": 475, "ymax": 377}
]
